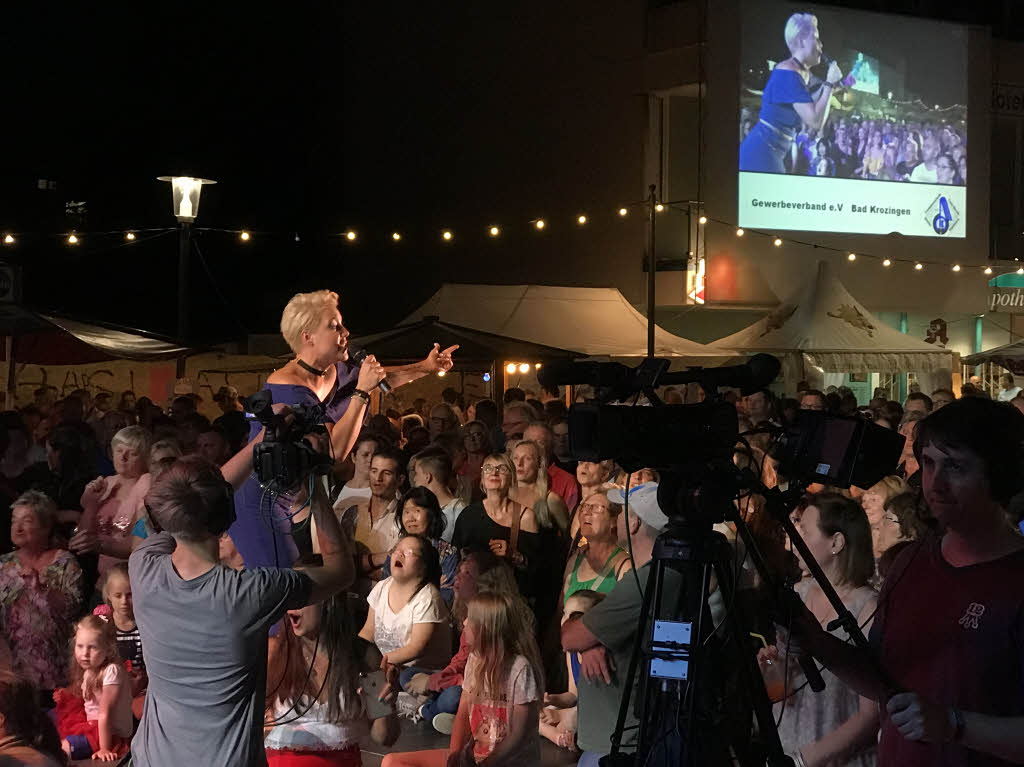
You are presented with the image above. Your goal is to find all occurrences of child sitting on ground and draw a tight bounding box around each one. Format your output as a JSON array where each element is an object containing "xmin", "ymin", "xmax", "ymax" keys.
[
  {"xmin": 540, "ymin": 589, "xmax": 607, "ymax": 750},
  {"xmin": 54, "ymin": 613, "xmax": 133, "ymax": 762},
  {"xmin": 102, "ymin": 563, "xmax": 146, "ymax": 715}
]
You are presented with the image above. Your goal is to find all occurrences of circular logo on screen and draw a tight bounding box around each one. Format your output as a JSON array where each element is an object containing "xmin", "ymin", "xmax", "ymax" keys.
[{"xmin": 925, "ymin": 195, "xmax": 959, "ymax": 236}]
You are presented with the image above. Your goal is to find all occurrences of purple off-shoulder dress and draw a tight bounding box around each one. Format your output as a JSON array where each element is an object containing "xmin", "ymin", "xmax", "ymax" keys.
[{"xmin": 229, "ymin": 361, "xmax": 360, "ymax": 568}]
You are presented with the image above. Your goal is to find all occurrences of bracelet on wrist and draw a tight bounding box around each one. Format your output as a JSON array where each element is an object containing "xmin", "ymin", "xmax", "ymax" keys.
[{"xmin": 351, "ymin": 388, "xmax": 371, "ymax": 404}]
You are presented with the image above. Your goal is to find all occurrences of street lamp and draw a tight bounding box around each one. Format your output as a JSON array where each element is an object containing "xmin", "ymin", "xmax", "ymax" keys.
[{"xmin": 157, "ymin": 176, "xmax": 216, "ymax": 348}]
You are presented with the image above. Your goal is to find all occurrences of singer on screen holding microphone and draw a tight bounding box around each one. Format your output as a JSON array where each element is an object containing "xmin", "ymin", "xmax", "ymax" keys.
[
  {"xmin": 231, "ymin": 289, "xmax": 458, "ymax": 569},
  {"xmin": 739, "ymin": 12, "xmax": 843, "ymax": 174}
]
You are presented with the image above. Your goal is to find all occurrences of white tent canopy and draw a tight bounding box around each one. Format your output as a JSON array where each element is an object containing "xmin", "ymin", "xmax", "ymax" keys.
[
  {"xmin": 403, "ymin": 284, "xmax": 731, "ymax": 359},
  {"xmin": 709, "ymin": 261, "xmax": 953, "ymax": 375}
]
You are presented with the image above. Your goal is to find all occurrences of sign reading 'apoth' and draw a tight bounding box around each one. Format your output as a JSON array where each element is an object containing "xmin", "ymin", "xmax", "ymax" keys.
[
  {"xmin": 990, "ymin": 287, "xmax": 1024, "ymax": 313},
  {"xmin": 989, "ymin": 273, "xmax": 1024, "ymax": 313}
]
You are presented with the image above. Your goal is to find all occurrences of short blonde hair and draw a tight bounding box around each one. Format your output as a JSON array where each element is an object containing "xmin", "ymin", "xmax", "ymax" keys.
[
  {"xmin": 280, "ymin": 290, "xmax": 339, "ymax": 355},
  {"xmin": 111, "ymin": 426, "xmax": 152, "ymax": 461},
  {"xmin": 784, "ymin": 13, "xmax": 817, "ymax": 54}
]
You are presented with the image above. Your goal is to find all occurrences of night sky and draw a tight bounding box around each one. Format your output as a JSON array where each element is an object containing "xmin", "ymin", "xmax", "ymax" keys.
[{"xmin": 2, "ymin": 1, "xmax": 1020, "ymax": 345}]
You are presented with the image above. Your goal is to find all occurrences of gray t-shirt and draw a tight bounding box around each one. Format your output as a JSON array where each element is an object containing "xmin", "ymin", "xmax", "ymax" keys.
[
  {"xmin": 577, "ymin": 562, "xmax": 683, "ymax": 755},
  {"xmin": 128, "ymin": 533, "xmax": 313, "ymax": 767}
]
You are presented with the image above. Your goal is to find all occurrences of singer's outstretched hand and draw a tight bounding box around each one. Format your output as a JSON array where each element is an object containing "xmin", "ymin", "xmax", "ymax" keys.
[{"xmin": 425, "ymin": 343, "xmax": 459, "ymax": 373}]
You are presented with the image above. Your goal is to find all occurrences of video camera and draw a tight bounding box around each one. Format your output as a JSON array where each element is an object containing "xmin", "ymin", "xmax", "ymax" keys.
[
  {"xmin": 245, "ymin": 391, "xmax": 333, "ymax": 488},
  {"xmin": 542, "ymin": 354, "xmax": 904, "ymax": 521}
]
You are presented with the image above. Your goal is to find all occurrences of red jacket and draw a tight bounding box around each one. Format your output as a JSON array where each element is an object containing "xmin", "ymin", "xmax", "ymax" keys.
[{"xmin": 429, "ymin": 631, "xmax": 470, "ymax": 692}]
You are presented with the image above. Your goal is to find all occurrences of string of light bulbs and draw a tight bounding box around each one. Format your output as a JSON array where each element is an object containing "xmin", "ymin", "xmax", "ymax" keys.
[{"xmin": 3, "ymin": 200, "xmax": 1017, "ymax": 278}]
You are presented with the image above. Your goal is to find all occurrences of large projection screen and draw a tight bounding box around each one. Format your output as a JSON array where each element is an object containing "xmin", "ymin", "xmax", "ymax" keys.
[{"xmin": 738, "ymin": 1, "xmax": 968, "ymax": 238}]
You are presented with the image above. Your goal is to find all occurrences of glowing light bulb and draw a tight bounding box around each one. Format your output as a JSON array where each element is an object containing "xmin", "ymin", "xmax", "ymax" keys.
[
  {"xmin": 952, "ymin": 264, "xmax": 961, "ymax": 272},
  {"xmin": 535, "ymin": 219, "xmax": 545, "ymax": 230},
  {"xmin": 736, "ymin": 228, "xmax": 744, "ymax": 237},
  {"xmin": 345, "ymin": 230, "xmax": 356, "ymax": 241},
  {"xmin": 3, "ymin": 234, "xmax": 13, "ymax": 245},
  {"xmin": 483, "ymin": 373, "xmax": 491, "ymax": 382},
  {"xmin": 240, "ymin": 231, "xmax": 251, "ymax": 241},
  {"xmin": 698, "ymin": 215, "xmax": 707, "ymax": 225},
  {"xmin": 442, "ymin": 230, "xmax": 453, "ymax": 241},
  {"xmin": 392, "ymin": 232, "xmax": 401, "ymax": 241},
  {"xmin": 506, "ymin": 363, "xmax": 517, "ymax": 374},
  {"xmin": 1017, "ymin": 267, "xmax": 1024, "ymax": 276},
  {"xmin": 915, "ymin": 262, "xmax": 923, "ymax": 270},
  {"xmin": 437, "ymin": 370, "xmax": 446, "ymax": 377},
  {"xmin": 883, "ymin": 259, "xmax": 891, "ymax": 267},
  {"xmin": 67, "ymin": 234, "xmax": 78, "ymax": 245},
  {"xmin": 534, "ymin": 363, "xmax": 542, "ymax": 369},
  {"xmin": 577, "ymin": 215, "xmax": 587, "ymax": 225},
  {"xmin": 848, "ymin": 252, "xmax": 856, "ymax": 261},
  {"xmin": 518, "ymin": 363, "xmax": 530, "ymax": 374},
  {"xmin": 773, "ymin": 238, "xmax": 782, "ymax": 247},
  {"xmin": 655, "ymin": 203, "xmax": 664, "ymax": 212},
  {"xmin": 489, "ymin": 226, "xmax": 500, "ymax": 237},
  {"xmin": 984, "ymin": 266, "xmax": 993, "ymax": 275},
  {"xmin": 618, "ymin": 208, "xmax": 628, "ymax": 217},
  {"xmin": 125, "ymin": 232, "xmax": 136, "ymax": 241}
]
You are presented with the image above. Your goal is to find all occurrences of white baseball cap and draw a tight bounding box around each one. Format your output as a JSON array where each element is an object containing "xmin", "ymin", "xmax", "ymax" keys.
[{"xmin": 607, "ymin": 482, "xmax": 669, "ymax": 532}]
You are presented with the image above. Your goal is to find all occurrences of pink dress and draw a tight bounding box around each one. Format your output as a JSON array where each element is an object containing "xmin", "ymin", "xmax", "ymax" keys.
[{"xmin": 95, "ymin": 474, "xmax": 151, "ymax": 575}]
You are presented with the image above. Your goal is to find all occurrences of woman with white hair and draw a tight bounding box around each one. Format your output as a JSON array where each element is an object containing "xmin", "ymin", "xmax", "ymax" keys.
[
  {"xmin": 69, "ymin": 425, "xmax": 152, "ymax": 576},
  {"xmin": 231, "ymin": 289, "xmax": 459, "ymax": 569},
  {"xmin": 739, "ymin": 12, "xmax": 844, "ymax": 173}
]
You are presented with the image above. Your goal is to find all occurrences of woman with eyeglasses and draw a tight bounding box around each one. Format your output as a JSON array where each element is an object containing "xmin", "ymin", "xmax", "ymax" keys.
[
  {"xmin": 562, "ymin": 491, "xmax": 632, "ymax": 606},
  {"xmin": 451, "ymin": 453, "xmax": 560, "ymax": 633}
]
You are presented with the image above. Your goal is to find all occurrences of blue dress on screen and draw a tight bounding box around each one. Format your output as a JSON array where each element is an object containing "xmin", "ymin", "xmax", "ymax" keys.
[
  {"xmin": 739, "ymin": 68, "xmax": 813, "ymax": 173},
  {"xmin": 230, "ymin": 361, "xmax": 360, "ymax": 569}
]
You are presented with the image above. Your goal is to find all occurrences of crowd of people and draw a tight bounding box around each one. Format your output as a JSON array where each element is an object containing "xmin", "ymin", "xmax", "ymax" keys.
[{"xmin": 0, "ymin": 291, "xmax": 1021, "ymax": 767}]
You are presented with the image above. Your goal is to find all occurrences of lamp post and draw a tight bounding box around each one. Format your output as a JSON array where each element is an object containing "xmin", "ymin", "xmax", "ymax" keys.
[{"xmin": 158, "ymin": 176, "xmax": 216, "ymax": 348}]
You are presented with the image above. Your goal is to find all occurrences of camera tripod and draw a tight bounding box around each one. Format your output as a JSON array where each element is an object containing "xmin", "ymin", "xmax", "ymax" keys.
[{"xmin": 602, "ymin": 474, "xmax": 894, "ymax": 767}]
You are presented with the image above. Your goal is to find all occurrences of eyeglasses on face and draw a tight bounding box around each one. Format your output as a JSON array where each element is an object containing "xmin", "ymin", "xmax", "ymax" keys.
[
  {"xmin": 481, "ymin": 465, "xmax": 511, "ymax": 475},
  {"xmin": 578, "ymin": 502, "xmax": 610, "ymax": 515}
]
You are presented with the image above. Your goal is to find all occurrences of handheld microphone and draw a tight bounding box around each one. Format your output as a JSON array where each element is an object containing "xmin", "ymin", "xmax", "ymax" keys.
[
  {"xmin": 820, "ymin": 53, "xmax": 855, "ymax": 89},
  {"xmin": 348, "ymin": 347, "xmax": 392, "ymax": 394}
]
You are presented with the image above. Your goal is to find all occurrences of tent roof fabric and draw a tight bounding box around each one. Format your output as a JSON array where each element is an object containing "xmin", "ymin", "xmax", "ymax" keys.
[
  {"xmin": 351, "ymin": 317, "xmax": 582, "ymax": 365},
  {"xmin": 962, "ymin": 339, "xmax": 1024, "ymax": 374},
  {"xmin": 402, "ymin": 284, "xmax": 730, "ymax": 359},
  {"xmin": 709, "ymin": 261, "xmax": 952, "ymax": 373},
  {"xmin": 0, "ymin": 305, "xmax": 190, "ymax": 364}
]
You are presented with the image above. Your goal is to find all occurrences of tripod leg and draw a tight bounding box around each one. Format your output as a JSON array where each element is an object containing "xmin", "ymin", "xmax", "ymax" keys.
[{"xmin": 712, "ymin": 556, "xmax": 794, "ymax": 767}]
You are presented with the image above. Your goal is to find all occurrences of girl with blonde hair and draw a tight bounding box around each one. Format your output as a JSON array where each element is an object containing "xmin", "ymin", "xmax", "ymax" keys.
[{"xmin": 383, "ymin": 591, "xmax": 543, "ymax": 767}]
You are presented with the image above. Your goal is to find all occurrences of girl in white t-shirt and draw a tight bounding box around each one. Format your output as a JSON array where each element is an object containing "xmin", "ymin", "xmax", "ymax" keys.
[
  {"xmin": 381, "ymin": 591, "xmax": 543, "ymax": 767},
  {"xmin": 56, "ymin": 614, "xmax": 133, "ymax": 762},
  {"xmin": 358, "ymin": 535, "xmax": 452, "ymax": 672}
]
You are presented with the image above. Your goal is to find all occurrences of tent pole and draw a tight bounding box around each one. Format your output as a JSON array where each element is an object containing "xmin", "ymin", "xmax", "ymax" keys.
[{"xmin": 647, "ymin": 184, "xmax": 657, "ymax": 358}]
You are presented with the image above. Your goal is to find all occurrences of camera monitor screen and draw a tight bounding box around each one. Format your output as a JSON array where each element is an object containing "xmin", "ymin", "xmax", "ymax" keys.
[{"xmin": 738, "ymin": 1, "xmax": 968, "ymax": 237}]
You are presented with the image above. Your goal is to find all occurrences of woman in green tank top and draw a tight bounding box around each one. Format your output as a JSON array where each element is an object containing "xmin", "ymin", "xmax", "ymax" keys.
[{"xmin": 562, "ymin": 490, "xmax": 632, "ymax": 604}]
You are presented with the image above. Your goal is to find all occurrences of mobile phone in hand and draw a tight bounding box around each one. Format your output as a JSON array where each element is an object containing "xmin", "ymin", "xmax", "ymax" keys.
[{"xmin": 359, "ymin": 669, "xmax": 394, "ymax": 720}]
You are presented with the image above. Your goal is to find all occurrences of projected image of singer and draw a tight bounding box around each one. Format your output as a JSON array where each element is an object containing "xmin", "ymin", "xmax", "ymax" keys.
[
  {"xmin": 740, "ymin": 13, "xmax": 842, "ymax": 174},
  {"xmin": 230, "ymin": 289, "xmax": 458, "ymax": 569}
]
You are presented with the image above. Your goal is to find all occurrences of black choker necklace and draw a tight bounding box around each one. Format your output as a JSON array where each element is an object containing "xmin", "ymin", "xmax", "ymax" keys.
[{"xmin": 296, "ymin": 358, "xmax": 328, "ymax": 378}]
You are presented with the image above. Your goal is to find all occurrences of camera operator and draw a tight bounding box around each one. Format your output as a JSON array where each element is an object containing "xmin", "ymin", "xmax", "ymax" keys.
[
  {"xmin": 231, "ymin": 289, "xmax": 457, "ymax": 569},
  {"xmin": 560, "ymin": 483, "xmax": 683, "ymax": 767},
  {"xmin": 786, "ymin": 398, "xmax": 1024, "ymax": 766},
  {"xmin": 128, "ymin": 448, "xmax": 357, "ymax": 767}
]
